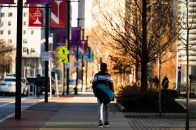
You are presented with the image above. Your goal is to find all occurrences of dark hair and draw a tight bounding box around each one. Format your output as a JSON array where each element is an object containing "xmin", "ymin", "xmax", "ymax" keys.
[{"xmin": 101, "ymin": 63, "xmax": 107, "ymax": 71}]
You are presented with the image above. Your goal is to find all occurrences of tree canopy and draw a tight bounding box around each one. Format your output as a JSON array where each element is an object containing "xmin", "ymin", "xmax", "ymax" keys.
[{"xmin": 91, "ymin": 0, "xmax": 179, "ymax": 90}]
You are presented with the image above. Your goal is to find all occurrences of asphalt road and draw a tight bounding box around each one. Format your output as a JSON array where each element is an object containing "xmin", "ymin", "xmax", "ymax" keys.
[
  {"xmin": 0, "ymin": 95, "xmax": 43, "ymax": 122},
  {"xmin": 176, "ymin": 97, "xmax": 196, "ymax": 113}
]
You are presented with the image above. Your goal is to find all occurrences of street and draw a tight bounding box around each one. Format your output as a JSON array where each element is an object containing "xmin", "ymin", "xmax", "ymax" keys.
[
  {"xmin": 0, "ymin": 95, "xmax": 43, "ymax": 122},
  {"xmin": 176, "ymin": 97, "xmax": 196, "ymax": 113}
]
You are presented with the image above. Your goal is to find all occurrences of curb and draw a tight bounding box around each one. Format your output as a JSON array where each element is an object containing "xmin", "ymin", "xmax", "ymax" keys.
[{"xmin": 116, "ymin": 102, "xmax": 126, "ymax": 112}]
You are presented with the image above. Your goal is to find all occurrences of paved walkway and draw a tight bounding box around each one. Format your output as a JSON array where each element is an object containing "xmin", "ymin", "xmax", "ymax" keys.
[{"xmin": 0, "ymin": 91, "xmax": 196, "ymax": 130}]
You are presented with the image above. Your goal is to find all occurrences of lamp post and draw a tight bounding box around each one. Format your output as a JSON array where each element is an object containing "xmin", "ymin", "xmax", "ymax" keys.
[
  {"xmin": 15, "ymin": 0, "xmax": 23, "ymax": 119},
  {"xmin": 44, "ymin": 3, "xmax": 50, "ymax": 103},
  {"xmin": 75, "ymin": 18, "xmax": 80, "ymax": 95},
  {"xmin": 81, "ymin": 29, "xmax": 85, "ymax": 92},
  {"xmin": 86, "ymin": 36, "xmax": 89, "ymax": 90},
  {"xmin": 66, "ymin": 0, "xmax": 71, "ymax": 95}
]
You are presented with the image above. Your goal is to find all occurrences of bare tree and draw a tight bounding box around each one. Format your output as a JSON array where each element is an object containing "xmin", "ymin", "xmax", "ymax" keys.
[
  {"xmin": 91, "ymin": 0, "xmax": 179, "ymax": 90},
  {"xmin": 177, "ymin": 0, "xmax": 196, "ymax": 129},
  {"xmin": 0, "ymin": 40, "xmax": 14, "ymax": 75}
]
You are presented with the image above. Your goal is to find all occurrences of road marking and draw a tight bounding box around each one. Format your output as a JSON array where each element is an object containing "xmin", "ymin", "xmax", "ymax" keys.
[
  {"xmin": 0, "ymin": 113, "xmax": 14, "ymax": 123},
  {"xmin": 0, "ymin": 98, "xmax": 27, "ymax": 108},
  {"xmin": 0, "ymin": 96, "xmax": 44, "ymax": 123}
]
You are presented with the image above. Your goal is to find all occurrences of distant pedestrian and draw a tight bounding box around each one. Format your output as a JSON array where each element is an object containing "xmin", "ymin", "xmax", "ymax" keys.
[
  {"xmin": 92, "ymin": 63, "xmax": 114, "ymax": 128},
  {"xmin": 153, "ymin": 76, "xmax": 159, "ymax": 89},
  {"xmin": 35, "ymin": 74, "xmax": 42, "ymax": 98},
  {"xmin": 162, "ymin": 76, "xmax": 169, "ymax": 90}
]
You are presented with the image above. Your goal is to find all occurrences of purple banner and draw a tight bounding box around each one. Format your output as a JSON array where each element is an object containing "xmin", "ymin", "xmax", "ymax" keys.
[
  {"xmin": 56, "ymin": 28, "xmax": 66, "ymax": 46},
  {"xmin": 0, "ymin": 0, "xmax": 14, "ymax": 4},
  {"xmin": 26, "ymin": 0, "xmax": 50, "ymax": 4},
  {"xmin": 71, "ymin": 27, "xmax": 81, "ymax": 45}
]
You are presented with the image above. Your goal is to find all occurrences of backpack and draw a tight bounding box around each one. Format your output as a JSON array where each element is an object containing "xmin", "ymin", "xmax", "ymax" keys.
[{"xmin": 94, "ymin": 84, "xmax": 114, "ymax": 105}]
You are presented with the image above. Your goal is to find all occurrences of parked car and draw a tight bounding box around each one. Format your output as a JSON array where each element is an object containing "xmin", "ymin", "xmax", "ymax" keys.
[{"xmin": 0, "ymin": 76, "xmax": 30, "ymax": 96}]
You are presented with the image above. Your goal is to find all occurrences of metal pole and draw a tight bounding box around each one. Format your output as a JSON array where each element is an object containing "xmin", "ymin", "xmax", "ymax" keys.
[
  {"xmin": 75, "ymin": 18, "xmax": 80, "ymax": 95},
  {"xmin": 86, "ymin": 36, "xmax": 89, "ymax": 90},
  {"xmin": 49, "ymin": 60, "xmax": 52, "ymax": 100},
  {"xmin": 158, "ymin": 53, "xmax": 162, "ymax": 116},
  {"xmin": 44, "ymin": 3, "xmax": 49, "ymax": 102},
  {"xmin": 66, "ymin": 0, "xmax": 71, "ymax": 95},
  {"xmin": 15, "ymin": 0, "xmax": 23, "ymax": 119},
  {"xmin": 81, "ymin": 29, "xmax": 84, "ymax": 92},
  {"xmin": 62, "ymin": 64, "xmax": 65, "ymax": 95},
  {"xmin": 185, "ymin": 2, "xmax": 190, "ymax": 129}
]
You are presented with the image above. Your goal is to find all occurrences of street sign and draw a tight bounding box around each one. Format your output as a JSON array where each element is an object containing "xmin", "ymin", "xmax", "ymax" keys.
[
  {"xmin": 42, "ymin": 52, "xmax": 51, "ymax": 61},
  {"xmin": 58, "ymin": 46, "xmax": 69, "ymax": 57},
  {"xmin": 58, "ymin": 57, "xmax": 68, "ymax": 63},
  {"xmin": 74, "ymin": 61, "xmax": 79, "ymax": 67}
]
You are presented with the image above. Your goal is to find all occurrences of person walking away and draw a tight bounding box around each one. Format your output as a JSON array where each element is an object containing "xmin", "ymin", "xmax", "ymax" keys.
[
  {"xmin": 35, "ymin": 74, "xmax": 42, "ymax": 98},
  {"xmin": 92, "ymin": 63, "xmax": 114, "ymax": 128},
  {"xmin": 153, "ymin": 76, "xmax": 159, "ymax": 89},
  {"xmin": 162, "ymin": 76, "xmax": 169, "ymax": 90}
]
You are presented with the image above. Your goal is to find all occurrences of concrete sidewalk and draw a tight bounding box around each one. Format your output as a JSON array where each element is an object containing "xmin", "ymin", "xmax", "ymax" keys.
[
  {"xmin": 0, "ymin": 91, "xmax": 196, "ymax": 130},
  {"xmin": 0, "ymin": 92, "xmax": 130, "ymax": 130},
  {"xmin": 39, "ymin": 92, "xmax": 130, "ymax": 130}
]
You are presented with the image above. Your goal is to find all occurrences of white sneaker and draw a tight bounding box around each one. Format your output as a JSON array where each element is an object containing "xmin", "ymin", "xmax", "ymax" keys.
[
  {"xmin": 104, "ymin": 122, "xmax": 110, "ymax": 128},
  {"xmin": 98, "ymin": 121, "xmax": 103, "ymax": 128}
]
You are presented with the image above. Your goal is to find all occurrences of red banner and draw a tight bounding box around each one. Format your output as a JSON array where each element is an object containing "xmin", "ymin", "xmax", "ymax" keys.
[
  {"xmin": 28, "ymin": 4, "xmax": 43, "ymax": 27},
  {"xmin": 79, "ymin": 40, "xmax": 88, "ymax": 55},
  {"xmin": 0, "ymin": 0, "xmax": 14, "ymax": 4},
  {"xmin": 26, "ymin": 0, "xmax": 50, "ymax": 4},
  {"xmin": 51, "ymin": 0, "xmax": 66, "ymax": 27}
]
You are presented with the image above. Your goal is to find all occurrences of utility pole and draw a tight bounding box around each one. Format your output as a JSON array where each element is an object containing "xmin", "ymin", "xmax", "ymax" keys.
[
  {"xmin": 81, "ymin": 29, "xmax": 84, "ymax": 92},
  {"xmin": 75, "ymin": 18, "xmax": 84, "ymax": 94},
  {"xmin": 75, "ymin": 18, "xmax": 80, "ymax": 95},
  {"xmin": 66, "ymin": 0, "xmax": 71, "ymax": 95},
  {"xmin": 86, "ymin": 36, "xmax": 89, "ymax": 90},
  {"xmin": 44, "ymin": 3, "xmax": 50, "ymax": 103},
  {"xmin": 15, "ymin": 0, "xmax": 23, "ymax": 119}
]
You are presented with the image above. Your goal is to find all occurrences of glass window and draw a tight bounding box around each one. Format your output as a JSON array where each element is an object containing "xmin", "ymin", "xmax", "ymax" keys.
[
  {"xmin": 0, "ymin": 21, "xmax": 4, "ymax": 27},
  {"xmin": 0, "ymin": 13, "xmax": 5, "ymax": 17},
  {"xmin": 31, "ymin": 48, "xmax": 35, "ymax": 53},
  {"xmin": 23, "ymin": 21, "xmax": 27, "ymax": 26},
  {"xmin": 8, "ymin": 21, "xmax": 11, "ymax": 26},
  {"xmin": 31, "ymin": 30, "xmax": 34, "ymax": 35},
  {"xmin": 23, "ymin": 39, "xmax": 27, "ymax": 43},
  {"xmin": 24, "ymin": 12, "xmax": 27, "ymax": 17},
  {"xmin": 23, "ymin": 30, "xmax": 26, "ymax": 35},
  {"xmin": 8, "ymin": 13, "xmax": 12, "ymax": 17},
  {"xmin": 8, "ymin": 30, "xmax": 11, "ymax": 35},
  {"xmin": 23, "ymin": 47, "xmax": 27, "ymax": 52},
  {"xmin": 4, "ymin": 78, "xmax": 16, "ymax": 82},
  {"xmin": 0, "ymin": 30, "xmax": 3, "ymax": 35}
]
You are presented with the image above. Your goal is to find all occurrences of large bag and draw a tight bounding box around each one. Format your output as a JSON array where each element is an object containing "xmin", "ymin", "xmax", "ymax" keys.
[{"xmin": 94, "ymin": 84, "xmax": 114, "ymax": 105}]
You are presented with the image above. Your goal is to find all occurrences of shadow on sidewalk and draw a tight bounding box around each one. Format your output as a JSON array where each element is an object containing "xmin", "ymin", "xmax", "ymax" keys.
[{"xmin": 0, "ymin": 93, "xmax": 120, "ymax": 130}]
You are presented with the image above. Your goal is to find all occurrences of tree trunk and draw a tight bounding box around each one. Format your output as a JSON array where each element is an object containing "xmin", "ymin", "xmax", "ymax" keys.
[
  {"xmin": 135, "ymin": 62, "xmax": 140, "ymax": 81},
  {"xmin": 141, "ymin": 0, "xmax": 148, "ymax": 91}
]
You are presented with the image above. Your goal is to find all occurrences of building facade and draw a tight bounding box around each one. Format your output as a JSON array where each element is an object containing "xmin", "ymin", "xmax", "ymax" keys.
[
  {"xmin": 0, "ymin": 2, "xmax": 44, "ymax": 77},
  {"xmin": 177, "ymin": 0, "xmax": 196, "ymax": 87}
]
